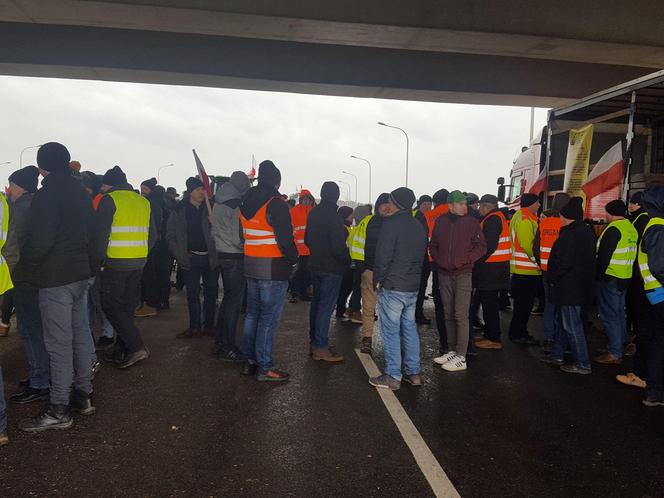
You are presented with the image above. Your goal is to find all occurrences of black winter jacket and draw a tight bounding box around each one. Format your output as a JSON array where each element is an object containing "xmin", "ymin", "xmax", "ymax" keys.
[
  {"xmin": 20, "ymin": 169, "xmax": 95, "ymax": 288},
  {"xmin": 166, "ymin": 196, "xmax": 216, "ymax": 271},
  {"xmin": 642, "ymin": 189, "xmax": 664, "ymax": 284},
  {"xmin": 364, "ymin": 214, "xmax": 385, "ymax": 272},
  {"xmin": 373, "ymin": 209, "xmax": 428, "ymax": 292},
  {"xmin": 474, "ymin": 209, "xmax": 510, "ymax": 291},
  {"xmin": 304, "ymin": 199, "xmax": 350, "ymax": 274},
  {"xmin": 546, "ymin": 220, "xmax": 597, "ymax": 305}
]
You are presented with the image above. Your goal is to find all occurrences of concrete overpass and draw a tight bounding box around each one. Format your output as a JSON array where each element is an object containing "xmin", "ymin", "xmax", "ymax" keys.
[{"xmin": 1, "ymin": 0, "xmax": 663, "ymax": 106}]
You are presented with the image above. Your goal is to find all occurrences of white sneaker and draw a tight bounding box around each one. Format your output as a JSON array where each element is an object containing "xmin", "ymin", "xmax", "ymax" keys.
[
  {"xmin": 433, "ymin": 351, "xmax": 457, "ymax": 365},
  {"xmin": 442, "ymin": 355, "xmax": 467, "ymax": 372}
]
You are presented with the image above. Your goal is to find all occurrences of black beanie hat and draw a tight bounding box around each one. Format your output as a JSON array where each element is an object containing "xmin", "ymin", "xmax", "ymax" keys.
[
  {"xmin": 80, "ymin": 171, "xmax": 102, "ymax": 194},
  {"xmin": 432, "ymin": 189, "xmax": 449, "ymax": 205},
  {"xmin": 605, "ymin": 199, "xmax": 627, "ymax": 217},
  {"xmin": 629, "ymin": 191, "xmax": 643, "ymax": 206},
  {"xmin": 375, "ymin": 192, "xmax": 390, "ymax": 211},
  {"xmin": 8, "ymin": 165, "xmax": 39, "ymax": 193},
  {"xmin": 390, "ymin": 187, "xmax": 416, "ymax": 211},
  {"xmin": 417, "ymin": 194, "xmax": 432, "ymax": 207},
  {"xmin": 520, "ymin": 192, "xmax": 539, "ymax": 208},
  {"xmin": 141, "ymin": 177, "xmax": 158, "ymax": 189},
  {"xmin": 320, "ymin": 181, "xmax": 340, "ymax": 203},
  {"xmin": 257, "ymin": 160, "xmax": 281, "ymax": 188},
  {"xmin": 560, "ymin": 196, "xmax": 584, "ymax": 221},
  {"xmin": 186, "ymin": 177, "xmax": 204, "ymax": 193},
  {"xmin": 37, "ymin": 142, "xmax": 70, "ymax": 172},
  {"xmin": 102, "ymin": 165, "xmax": 127, "ymax": 186},
  {"xmin": 166, "ymin": 187, "xmax": 177, "ymax": 196},
  {"xmin": 466, "ymin": 192, "xmax": 480, "ymax": 205},
  {"xmin": 479, "ymin": 194, "xmax": 499, "ymax": 205}
]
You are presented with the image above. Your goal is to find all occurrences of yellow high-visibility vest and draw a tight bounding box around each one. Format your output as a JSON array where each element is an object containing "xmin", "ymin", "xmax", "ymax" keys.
[
  {"xmin": 106, "ymin": 190, "xmax": 151, "ymax": 259},
  {"xmin": 597, "ymin": 219, "xmax": 638, "ymax": 279},
  {"xmin": 348, "ymin": 214, "xmax": 373, "ymax": 261},
  {"xmin": 0, "ymin": 193, "xmax": 14, "ymax": 295},
  {"xmin": 638, "ymin": 218, "xmax": 664, "ymax": 291}
]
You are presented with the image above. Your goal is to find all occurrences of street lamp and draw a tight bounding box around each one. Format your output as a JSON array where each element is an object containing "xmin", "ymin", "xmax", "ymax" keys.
[
  {"xmin": 341, "ymin": 170, "xmax": 358, "ymax": 204},
  {"xmin": 0, "ymin": 161, "xmax": 11, "ymax": 167},
  {"xmin": 157, "ymin": 163, "xmax": 175, "ymax": 183},
  {"xmin": 350, "ymin": 155, "xmax": 372, "ymax": 202},
  {"xmin": 378, "ymin": 122, "xmax": 409, "ymax": 188},
  {"xmin": 20, "ymin": 145, "xmax": 42, "ymax": 167},
  {"xmin": 337, "ymin": 179, "xmax": 351, "ymax": 201}
]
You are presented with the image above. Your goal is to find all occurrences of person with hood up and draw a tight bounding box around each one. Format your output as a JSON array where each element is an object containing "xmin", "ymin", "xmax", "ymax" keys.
[
  {"xmin": 637, "ymin": 187, "xmax": 664, "ymax": 406},
  {"xmin": 167, "ymin": 177, "xmax": 218, "ymax": 338},
  {"xmin": 540, "ymin": 197, "xmax": 596, "ymax": 375},
  {"xmin": 305, "ymin": 182, "xmax": 350, "ymax": 362},
  {"xmin": 368, "ymin": 187, "xmax": 428, "ymax": 390},
  {"xmin": 239, "ymin": 160, "xmax": 297, "ymax": 382},
  {"xmin": 289, "ymin": 189, "xmax": 316, "ymax": 302},
  {"xmin": 211, "ymin": 171, "xmax": 251, "ymax": 361}
]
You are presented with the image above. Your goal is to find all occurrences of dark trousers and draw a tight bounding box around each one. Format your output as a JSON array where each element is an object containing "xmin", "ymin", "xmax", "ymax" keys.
[
  {"xmin": 310, "ymin": 271, "xmax": 343, "ymax": 349},
  {"xmin": 646, "ymin": 301, "xmax": 664, "ymax": 396},
  {"xmin": 154, "ymin": 243, "xmax": 173, "ymax": 308},
  {"xmin": 141, "ymin": 250, "xmax": 160, "ymax": 308},
  {"xmin": 509, "ymin": 274, "xmax": 541, "ymax": 339},
  {"xmin": 1, "ymin": 289, "xmax": 13, "ymax": 325},
  {"xmin": 416, "ymin": 260, "xmax": 431, "ymax": 319},
  {"xmin": 634, "ymin": 288, "xmax": 655, "ymax": 379},
  {"xmin": 349, "ymin": 267, "xmax": 362, "ymax": 312},
  {"xmin": 337, "ymin": 268, "xmax": 354, "ymax": 315},
  {"xmin": 469, "ymin": 287, "xmax": 482, "ymax": 326},
  {"xmin": 291, "ymin": 255, "xmax": 311, "ymax": 299},
  {"xmin": 100, "ymin": 268, "xmax": 145, "ymax": 354},
  {"xmin": 214, "ymin": 258, "xmax": 245, "ymax": 352},
  {"xmin": 478, "ymin": 289, "xmax": 502, "ymax": 342},
  {"xmin": 431, "ymin": 270, "xmax": 447, "ymax": 352},
  {"xmin": 183, "ymin": 254, "xmax": 219, "ymax": 330}
]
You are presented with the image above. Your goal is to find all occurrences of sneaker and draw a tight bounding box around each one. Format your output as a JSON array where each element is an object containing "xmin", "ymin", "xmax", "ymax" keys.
[
  {"xmin": 0, "ymin": 432, "xmax": 8, "ymax": 446},
  {"xmin": 289, "ymin": 296, "xmax": 298, "ymax": 303},
  {"xmin": 95, "ymin": 336, "xmax": 115, "ymax": 350},
  {"xmin": 511, "ymin": 335, "xmax": 539, "ymax": 346},
  {"xmin": 218, "ymin": 349, "xmax": 244, "ymax": 363},
  {"xmin": 441, "ymin": 355, "xmax": 467, "ymax": 372},
  {"xmin": 616, "ymin": 372, "xmax": 646, "ymax": 389},
  {"xmin": 134, "ymin": 304, "xmax": 158, "ymax": 317},
  {"xmin": 541, "ymin": 340, "xmax": 554, "ymax": 353},
  {"xmin": 531, "ymin": 306, "xmax": 545, "ymax": 316},
  {"xmin": 116, "ymin": 348, "xmax": 150, "ymax": 369},
  {"xmin": 91, "ymin": 360, "xmax": 102, "ymax": 377},
  {"xmin": 19, "ymin": 404, "xmax": 74, "ymax": 432},
  {"xmin": 9, "ymin": 387, "xmax": 49, "ymax": 404},
  {"xmin": 176, "ymin": 328, "xmax": 200, "ymax": 339},
  {"xmin": 433, "ymin": 351, "xmax": 457, "ymax": 365},
  {"xmin": 368, "ymin": 374, "xmax": 401, "ymax": 391},
  {"xmin": 69, "ymin": 390, "xmax": 96, "ymax": 416},
  {"xmin": 402, "ymin": 373, "xmax": 422, "ymax": 386},
  {"xmin": 350, "ymin": 312, "xmax": 363, "ymax": 324},
  {"xmin": 359, "ymin": 336, "xmax": 372, "ymax": 354},
  {"xmin": 560, "ymin": 364, "xmax": 592, "ymax": 375},
  {"xmin": 642, "ymin": 392, "xmax": 664, "ymax": 407},
  {"xmin": 593, "ymin": 352, "xmax": 622, "ymax": 365},
  {"xmin": 256, "ymin": 368, "xmax": 290, "ymax": 382},
  {"xmin": 539, "ymin": 355, "xmax": 564, "ymax": 366},
  {"xmin": 312, "ymin": 348, "xmax": 344, "ymax": 363},
  {"xmin": 624, "ymin": 342, "xmax": 636, "ymax": 356},
  {"xmin": 240, "ymin": 362, "xmax": 258, "ymax": 376},
  {"xmin": 475, "ymin": 338, "xmax": 503, "ymax": 350}
]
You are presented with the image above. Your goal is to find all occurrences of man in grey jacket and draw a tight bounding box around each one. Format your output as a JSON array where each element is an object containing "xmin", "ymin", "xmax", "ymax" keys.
[{"xmin": 211, "ymin": 172, "xmax": 250, "ymax": 361}]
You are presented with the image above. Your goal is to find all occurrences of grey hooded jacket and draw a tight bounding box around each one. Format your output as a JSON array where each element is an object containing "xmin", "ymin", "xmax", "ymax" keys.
[{"xmin": 211, "ymin": 180, "xmax": 244, "ymax": 258}]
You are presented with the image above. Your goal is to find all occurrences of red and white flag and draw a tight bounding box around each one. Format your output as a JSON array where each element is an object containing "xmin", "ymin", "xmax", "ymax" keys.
[
  {"xmin": 192, "ymin": 149, "xmax": 212, "ymax": 197},
  {"xmin": 248, "ymin": 154, "xmax": 256, "ymax": 179},
  {"xmin": 528, "ymin": 168, "xmax": 547, "ymax": 196},
  {"xmin": 581, "ymin": 141, "xmax": 624, "ymax": 200}
]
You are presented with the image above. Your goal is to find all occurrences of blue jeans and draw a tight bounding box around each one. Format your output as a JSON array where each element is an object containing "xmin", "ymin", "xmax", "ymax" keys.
[
  {"xmin": 309, "ymin": 272, "xmax": 343, "ymax": 349},
  {"xmin": 378, "ymin": 289, "xmax": 421, "ymax": 381},
  {"xmin": 214, "ymin": 258, "xmax": 246, "ymax": 353},
  {"xmin": 183, "ymin": 254, "xmax": 219, "ymax": 329},
  {"xmin": 551, "ymin": 305, "xmax": 591, "ymax": 370},
  {"xmin": 14, "ymin": 283, "xmax": 50, "ymax": 389},
  {"xmin": 597, "ymin": 278, "xmax": 627, "ymax": 358},
  {"xmin": 39, "ymin": 280, "xmax": 94, "ymax": 405},
  {"xmin": 543, "ymin": 276, "xmax": 556, "ymax": 342},
  {"xmin": 242, "ymin": 279, "xmax": 288, "ymax": 371},
  {"xmin": 0, "ymin": 367, "xmax": 6, "ymax": 433}
]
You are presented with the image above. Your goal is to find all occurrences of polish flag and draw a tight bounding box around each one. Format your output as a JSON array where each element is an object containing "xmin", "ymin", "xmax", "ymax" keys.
[
  {"xmin": 528, "ymin": 168, "xmax": 547, "ymax": 195},
  {"xmin": 581, "ymin": 142, "xmax": 624, "ymax": 201},
  {"xmin": 248, "ymin": 154, "xmax": 257, "ymax": 179},
  {"xmin": 192, "ymin": 149, "xmax": 212, "ymax": 197}
]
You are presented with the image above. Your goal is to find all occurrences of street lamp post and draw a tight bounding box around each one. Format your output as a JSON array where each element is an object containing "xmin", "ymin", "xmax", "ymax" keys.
[
  {"xmin": 378, "ymin": 122, "xmax": 409, "ymax": 188},
  {"xmin": 341, "ymin": 170, "xmax": 358, "ymax": 204},
  {"xmin": 157, "ymin": 163, "xmax": 175, "ymax": 183},
  {"xmin": 337, "ymin": 179, "xmax": 351, "ymax": 202},
  {"xmin": 0, "ymin": 162, "xmax": 11, "ymax": 167},
  {"xmin": 19, "ymin": 145, "xmax": 42, "ymax": 168},
  {"xmin": 350, "ymin": 155, "xmax": 372, "ymax": 202}
]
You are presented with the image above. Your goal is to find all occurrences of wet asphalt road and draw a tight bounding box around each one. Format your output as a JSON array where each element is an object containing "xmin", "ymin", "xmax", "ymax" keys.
[{"xmin": 1, "ymin": 290, "xmax": 663, "ymax": 497}]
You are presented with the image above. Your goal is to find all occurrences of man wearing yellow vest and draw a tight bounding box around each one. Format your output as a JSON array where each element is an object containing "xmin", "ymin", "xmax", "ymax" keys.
[
  {"xmin": 95, "ymin": 166, "xmax": 155, "ymax": 370},
  {"xmin": 508, "ymin": 193, "xmax": 541, "ymax": 346},
  {"xmin": 594, "ymin": 200, "xmax": 638, "ymax": 365},
  {"xmin": 638, "ymin": 187, "xmax": 664, "ymax": 407}
]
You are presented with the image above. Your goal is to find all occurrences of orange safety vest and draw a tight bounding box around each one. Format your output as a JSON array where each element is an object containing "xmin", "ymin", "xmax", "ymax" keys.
[
  {"xmin": 240, "ymin": 198, "xmax": 284, "ymax": 258},
  {"xmin": 425, "ymin": 204, "xmax": 449, "ymax": 237},
  {"xmin": 538, "ymin": 216, "xmax": 562, "ymax": 272},
  {"xmin": 481, "ymin": 210, "xmax": 511, "ymax": 263},
  {"xmin": 290, "ymin": 203, "xmax": 312, "ymax": 256}
]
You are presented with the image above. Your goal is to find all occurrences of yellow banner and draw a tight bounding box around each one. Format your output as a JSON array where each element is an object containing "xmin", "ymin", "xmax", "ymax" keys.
[{"xmin": 563, "ymin": 124, "xmax": 593, "ymax": 198}]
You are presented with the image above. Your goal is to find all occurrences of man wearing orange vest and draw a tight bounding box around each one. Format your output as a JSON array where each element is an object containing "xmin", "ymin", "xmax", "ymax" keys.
[
  {"xmin": 239, "ymin": 161, "xmax": 298, "ymax": 382},
  {"xmin": 508, "ymin": 193, "xmax": 541, "ymax": 345},
  {"xmin": 474, "ymin": 194, "xmax": 511, "ymax": 350},
  {"xmin": 534, "ymin": 193, "xmax": 570, "ymax": 352},
  {"xmin": 289, "ymin": 189, "xmax": 315, "ymax": 302}
]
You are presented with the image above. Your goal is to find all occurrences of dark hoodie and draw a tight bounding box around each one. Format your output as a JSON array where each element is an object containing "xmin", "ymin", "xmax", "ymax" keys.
[
  {"xmin": 305, "ymin": 191, "xmax": 350, "ymax": 275},
  {"xmin": 642, "ymin": 188, "xmax": 664, "ymax": 284},
  {"xmin": 240, "ymin": 184, "xmax": 298, "ymax": 280}
]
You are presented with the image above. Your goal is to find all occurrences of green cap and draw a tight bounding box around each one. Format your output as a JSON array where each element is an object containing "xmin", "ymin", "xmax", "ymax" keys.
[{"xmin": 447, "ymin": 190, "xmax": 466, "ymax": 204}]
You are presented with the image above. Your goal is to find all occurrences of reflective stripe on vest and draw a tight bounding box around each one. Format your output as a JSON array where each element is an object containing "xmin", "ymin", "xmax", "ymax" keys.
[
  {"xmin": 638, "ymin": 218, "xmax": 664, "ymax": 291},
  {"xmin": 538, "ymin": 216, "xmax": 561, "ymax": 272},
  {"xmin": 480, "ymin": 211, "xmax": 511, "ymax": 263},
  {"xmin": 510, "ymin": 208, "xmax": 541, "ymax": 275},
  {"xmin": 348, "ymin": 214, "xmax": 373, "ymax": 261},
  {"xmin": 106, "ymin": 191, "xmax": 151, "ymax": 259},
  {"xmin": 290, "ymin": 204, "xmax": 312, "ymax": 256},
  {"xmin": 0, "ymin": 194, "xmax": 14, "ymax": 295},
  {"xmin": 597, "ymin": 219, "xmax": 638, "ymax": 279},
  {"xmin": 241, "ymin": 198, "xmax": 284, "ymax": 258}
]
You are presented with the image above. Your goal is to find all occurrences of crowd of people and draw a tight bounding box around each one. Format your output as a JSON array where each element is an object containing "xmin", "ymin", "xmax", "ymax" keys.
[{"xmin": 1, "ymin": 141, "xmax": 663, "ymax": 447}]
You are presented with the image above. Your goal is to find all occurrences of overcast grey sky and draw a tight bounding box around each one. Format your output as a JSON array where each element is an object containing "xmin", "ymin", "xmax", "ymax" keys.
[{"xmin": 0, "ymin": 75, "xmax": 548, "ymax": 203}]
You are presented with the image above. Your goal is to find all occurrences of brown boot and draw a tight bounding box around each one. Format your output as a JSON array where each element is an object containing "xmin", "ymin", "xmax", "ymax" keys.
[
  {"xmin": 176, "ymin": 328, "xmax": 200, "ymax": 339},
  {"xmin": 350, "ymin": 312, "xmax": 363, "ymax": 324},
  {"xmin": 312, "ymin": 347, "xmax": 344, "ymax": 363},
  {"xmin": 360, "ymin": 336, "xmax": 372, "ymax": 354},
  {"xmin": 475, "ymin": 338, "xmax": 503, "ymax": 350},
  {"xmin": 134, "ymin": 305, "xmax": 158, "ymax": 318},
  {"xmin": 0, "ymin": 322, "xmax": 9, "ymax": 337},
  {"xmin": 593, "ymin": 352, "xmax": 621, "ymax": 365}
]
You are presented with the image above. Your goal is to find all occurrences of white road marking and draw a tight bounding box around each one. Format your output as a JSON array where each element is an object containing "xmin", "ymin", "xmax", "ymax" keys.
[{"xmin": 355, "ymin": 349, "xmax": 461, "ymax": 498}]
